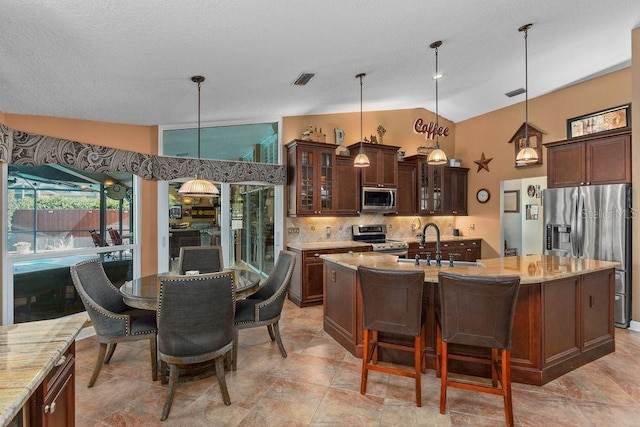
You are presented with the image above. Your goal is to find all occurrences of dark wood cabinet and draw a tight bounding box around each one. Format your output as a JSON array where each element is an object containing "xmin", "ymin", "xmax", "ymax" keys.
[
  {"xmin": 288, "ymin": 245, "xmax": 371, "ymax": 307},
  {"xmin": 407, "ymin": 239, "xmax": 481, "ymax": 262},
  {"xmin": 442, "ymin": 167, "xmax": 468, "ymax": 215},
  {"xmin": 286, "ymin": 139, "xmax": 336, "ymax": 216},
  {"xmin": 581, "ymin": 269, "xmax": 615, "ymax": 351},
  {"xmin": 396, "ymin": 161, "xmax": 417, "ymax": 215},
  {"xmin": 348, "ymin": 143, "xmax": 400, "ymax": 188},
  {"xmin": 335, "ymin": 155, "xmax": 361, "ymax": 216},
  {"xmin": 403, "ymin": 155, "xmax": 468, "ymax": 216},
  {"xmin": 29, "ymin": 342, "xmax": 75, "ymax": 427},
  {"xmin": 545, "ymin": 129, "xmax": 631, "ymax": 188}
]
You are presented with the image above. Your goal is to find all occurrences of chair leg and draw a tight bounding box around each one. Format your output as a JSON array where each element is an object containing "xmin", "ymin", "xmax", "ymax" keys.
[
  {"xmin": 372, "ymin": 330, "xmax": 379, "ymax": 364},
  {"xmin": 491, "ymin": 347, "xmax": 499, "ymax": 387},
  {"xmin": 161, "ymin": 363, "xmax": 180, "ymax": 421},
  {"xmin": 439, "ymin": 342, "xmax": 448, "ymax": 414},
  {"xmin": 88, "ymin": 342, "xmax": 108, "ymax": 387},
  {"xmin": 160, "ymin": 360, "xmax": 168, "ymax": 384},
  {"xmin": 232, "ymin": 328, "xmax": 239, "ymax": 371},
  {"xmin": 104, "ymin": 343, "xmax": 117, "ymax": 364},
  {"xmin": 502, "ymin": 349, "xmax": 514, "ymax": 427},
  {"xmin": 414, "ymin": 335, "xmax": 422, "ymax": 407},
  {"xmin": 272, "ymin": 321, "xmax": 287, "ymax": 358},
  {"xmin": 150, "ymin": 334, "xmax": 158, "ymax": 382},
  {"xmin": 214, "ymin": 356, "xmax": 232, "ymax": 406},
  {"xmin": 360, "ymin": 329, "xmax": 370, "ymax": 395},
  {"xmin": 266, "ymin": 324, "xmax": 275, "ymax": 341}
]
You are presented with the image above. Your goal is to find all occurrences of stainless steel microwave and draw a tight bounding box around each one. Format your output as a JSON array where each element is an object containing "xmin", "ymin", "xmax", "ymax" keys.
[{"xmin": 361, "ymin": 187, "xmax": 397, "ymax": 213}]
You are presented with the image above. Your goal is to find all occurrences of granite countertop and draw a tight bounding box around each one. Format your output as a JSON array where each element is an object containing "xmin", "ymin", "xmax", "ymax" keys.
[
  {"xmin": 398, "ymin": 235, "xmax": 481, "ymax": 244},
  {"xmin": 0, "ymin": 316, "xmax": 87, "ymax": 425},
  {"xmin": 320, "ymin": 252, "xmax": 619, "ymax": 284},
  {"xmin": 287, "ymin": 240, "xmax": 372, "ymax": 251}
]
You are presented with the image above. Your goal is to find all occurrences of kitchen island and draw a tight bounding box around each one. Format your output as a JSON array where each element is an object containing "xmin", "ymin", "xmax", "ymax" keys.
[
  {"xmin": 322, "ymin": 252, "xmax": 618, "ymax": 385},
  {"xmin": 0, "ymin": 316, "xmax": 87, "ymax": 426}
]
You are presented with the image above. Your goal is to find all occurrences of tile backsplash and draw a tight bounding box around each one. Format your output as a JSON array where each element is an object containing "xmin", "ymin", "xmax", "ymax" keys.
[{"xmin": 285, "ymin": 214, "xmax": 457, "ymax": 244}]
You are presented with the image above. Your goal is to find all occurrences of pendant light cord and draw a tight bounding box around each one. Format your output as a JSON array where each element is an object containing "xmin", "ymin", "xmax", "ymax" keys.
[
  {"xmin": 524, "ymin": 25, "xmax": 529, "ymax": 147},
  {"xmin": 356, "ymin": 73, "xmax": 366, "ymax": 153},
  {"xmin": 435, "ymin": 43, "xmax": 439, "ymax": 148},
  {"xmin": 197, "ymin": 79, "xmax": 202, "ymax": 159}
]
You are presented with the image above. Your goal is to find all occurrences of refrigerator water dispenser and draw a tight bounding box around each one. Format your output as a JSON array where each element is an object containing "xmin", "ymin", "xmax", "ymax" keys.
[{"xmin": 546, "ymin": 224, "xmax": 572, "ymax": 253}]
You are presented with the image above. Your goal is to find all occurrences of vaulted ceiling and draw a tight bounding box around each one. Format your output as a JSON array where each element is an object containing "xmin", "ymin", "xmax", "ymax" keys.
[{"xmin": 1, "ymin": 0, "xmax": 638, "ymax": 128}]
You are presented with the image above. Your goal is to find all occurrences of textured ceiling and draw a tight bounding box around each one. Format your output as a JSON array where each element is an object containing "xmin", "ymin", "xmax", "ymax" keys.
[{"xmin": 1, "ymin": 0, "xmax": 638, "ymax": 128}]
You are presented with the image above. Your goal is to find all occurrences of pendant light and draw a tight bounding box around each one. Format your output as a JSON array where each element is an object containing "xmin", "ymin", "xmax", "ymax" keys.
[
  {"xmin": 515, "ymin": 23, "xmax": 539, "ymax": 165},
  {"xmin": 178, "ymin": 76, "xmax": 220, "ymax": 197},
  {"xmin": 427, "ymin": 41, "xmax": 447, "ymax": 165},
  {"xmin": 353, "ymin": 73, "xmax": 370, "ymax": 168}
]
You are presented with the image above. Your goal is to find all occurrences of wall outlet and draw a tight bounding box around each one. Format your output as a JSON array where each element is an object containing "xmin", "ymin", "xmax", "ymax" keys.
[
  {"xmin": 287, "ymin": 227, "xmax": 300, "ymax": 234},
  {"xmin": 469, "ymin": 224, "xmax": 475, "ymax": 230},
  {"xmin": 326, "ymin": 226, "xmax": 331, "ymax": 236}
]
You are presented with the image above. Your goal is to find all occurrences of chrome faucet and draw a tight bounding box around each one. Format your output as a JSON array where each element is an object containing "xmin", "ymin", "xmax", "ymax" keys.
[{"xmin": 419, "ymin": 222, "xmax": 442, "ymax": 266}]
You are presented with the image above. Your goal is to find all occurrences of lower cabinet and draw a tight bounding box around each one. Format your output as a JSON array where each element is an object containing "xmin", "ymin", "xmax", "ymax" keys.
[
  {"xmin": 287, "ymin": 245, "xmax": 371, "ymax": 307},
  {"xmin": 29, "ymin": 342, "xmax": 75, "ymax": 427},
  {"xmin": 407, "ymin": 239, "xmax": 481, "ymax": 262}
]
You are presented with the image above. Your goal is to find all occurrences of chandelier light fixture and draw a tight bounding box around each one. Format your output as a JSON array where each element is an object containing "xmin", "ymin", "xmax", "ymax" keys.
[
  {"xmin": 426, "ymin": 40, "xmax": 448, "ymax": 165},
  {"xmin": 353, "ymin": 73, "xmax": 370, "ymax": 168},
  {"xmin": 178, "ymin": 75, "xmax": 220, "ymax": 197},
  {"xmin": 515, "ymin": 23, "xmax": 539, "ymax": 165}
]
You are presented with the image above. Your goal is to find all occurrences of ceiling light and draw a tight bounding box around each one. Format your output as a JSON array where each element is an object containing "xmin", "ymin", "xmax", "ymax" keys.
[
  {"xmin": 353, "ymin": 73, "xmax": 370, "ymax": 168},
  {"xmin": 515, "ymin": 23, "xmax": 539, "ymax": 165},
  {"xmin": 427, "ymin": 41, "xmax": 448, "ymax": 165},
  {"xmin": 178, "ymin": 76, "xmax": 219, "ymax": 198}
]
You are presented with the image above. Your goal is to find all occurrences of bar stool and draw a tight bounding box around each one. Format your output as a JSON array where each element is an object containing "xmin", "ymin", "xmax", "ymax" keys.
[
  {"xmin": 436, "ymin": 272, "xmax": 521, "ymax": 426},
  {"xmin": 358, "ymin": 266, "xmax": 426, "ymax": 406}
]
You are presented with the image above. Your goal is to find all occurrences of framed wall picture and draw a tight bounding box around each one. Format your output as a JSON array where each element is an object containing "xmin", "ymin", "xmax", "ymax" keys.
[
  {"xmin": 566, "ymin": 104, "xmax": 631, "ymax": 139},
  {"xmin": 169, "ymin": 205, "xmax": 182, "ymax": 219},
  {"xmin": 503, "ymin": 190, "xmax": 520, "ymax": 213}
]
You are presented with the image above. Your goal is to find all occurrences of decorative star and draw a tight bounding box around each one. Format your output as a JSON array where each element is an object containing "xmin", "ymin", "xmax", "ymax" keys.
[{"xmin": 474, "ymin": 152, "xmax": 493, "ymax": 173}]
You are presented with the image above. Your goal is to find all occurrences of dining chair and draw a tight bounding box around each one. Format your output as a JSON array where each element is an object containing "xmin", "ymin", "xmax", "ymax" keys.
[
  {"xmin": 231, "ymin": 250, "xmax": 295, "ymax": 371},
  {"xmin": 156, "ymin": 271, "xmax": 236, "ymax": 421},
  {"xmin": 70, "ymin": 258, "xmax": 157, "ymax": 387},
  {"xmin": 358, "ymin": 265, "xmax": 426, "ymax": 406},
  {"xmin": 436, "ymin": 272, "xmax": 521, "ymax": 426},
  {"xmin": 177, "ymin": 245, "xmax": 224, "ymax": 274}
]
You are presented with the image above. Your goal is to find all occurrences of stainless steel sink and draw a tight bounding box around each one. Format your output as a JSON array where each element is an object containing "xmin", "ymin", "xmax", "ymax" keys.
[{"xmin": 397, "ymin": 258, "xmax": 484, "ymax": 267}]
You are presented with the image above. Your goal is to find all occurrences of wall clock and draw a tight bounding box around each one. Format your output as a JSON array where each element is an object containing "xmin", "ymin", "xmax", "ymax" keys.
[{"xmin": 476, "ymin": 189, "xmax": 490, "ymax": 203}]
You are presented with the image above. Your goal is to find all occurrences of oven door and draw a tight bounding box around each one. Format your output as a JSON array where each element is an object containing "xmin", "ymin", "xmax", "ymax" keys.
[{"xmin": 373, "ymin": 248, "xmax": 408, "ymax": 258}]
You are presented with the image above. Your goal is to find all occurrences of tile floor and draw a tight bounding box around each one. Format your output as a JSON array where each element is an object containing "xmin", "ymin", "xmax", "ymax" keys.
[{"xmin": 75, "ymin": 301, "xmax": 640, "ymax": 426}]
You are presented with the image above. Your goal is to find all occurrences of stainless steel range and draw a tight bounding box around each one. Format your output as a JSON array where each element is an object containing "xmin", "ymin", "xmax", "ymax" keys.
[{"xmin": 352, "ymin": 224, "xmax": 408, "ymax": 257}]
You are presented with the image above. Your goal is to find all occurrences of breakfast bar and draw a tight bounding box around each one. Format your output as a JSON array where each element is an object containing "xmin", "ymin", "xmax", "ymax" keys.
[{"xmin": 322, "ymin": 252, "xmax": 618, "ymax": 385}]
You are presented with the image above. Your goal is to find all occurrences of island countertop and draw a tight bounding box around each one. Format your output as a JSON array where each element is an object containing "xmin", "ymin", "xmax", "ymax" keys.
[
  {"xmin": 0, "ymin": 315, "xmax": 87, "ymax": 425},
  {"xmin": 320, "ymin": 252, "xmax": 619, "ymax": 284},
  {"xmin": 287, "ymin": 240, "xmax": 372, "ymax": 251}
]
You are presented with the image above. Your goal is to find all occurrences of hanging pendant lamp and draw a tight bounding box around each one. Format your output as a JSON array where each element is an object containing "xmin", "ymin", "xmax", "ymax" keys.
[
  {"xmin": 515, "ymin": 23, "xmax": 539, "ymax": 165},
  {"xmin": 353, "ymin": 73, "xmax": 370, "ymax": 168},
  {"xmin": 178, "ymin": 76, "xmax": 219, "ymax": 197},
  {"xmin": 427, "ymin": 40, "xmax": 448, "ymax": 165}
]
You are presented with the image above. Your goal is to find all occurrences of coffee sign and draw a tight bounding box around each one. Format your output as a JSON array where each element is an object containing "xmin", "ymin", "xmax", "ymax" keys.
[{"xmin": 413, "ymin": 118, "xmax": 449, "ymax": 140}]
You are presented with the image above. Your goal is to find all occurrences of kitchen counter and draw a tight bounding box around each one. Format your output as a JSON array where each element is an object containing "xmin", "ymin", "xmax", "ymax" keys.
[
  {"xmin": 321, "ymin": 252, "xmax": 617, "ymax": 385},
  {"xmin": 398, "ymin": 235, "xmax": 480, "ymax": 244},
  {"xmin": 0, "ymin": 315, "xmax": 87, "ymax": 425},
  {"xmin": 286, "ymin": 240, "xmax": 372, "ymax": 251},
  {"xmin": 320, "ymin": 252, "xmax": 618, "ymax": 284}
]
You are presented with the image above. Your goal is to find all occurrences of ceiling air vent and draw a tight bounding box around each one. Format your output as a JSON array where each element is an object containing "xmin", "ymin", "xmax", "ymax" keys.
[
  {"xmin": 293, "ymin": 73, "xmax": 315, "ymax": 86},
  {"xmin": 505, "ymin": 88, "xmax": 526, "ymax": 98}
]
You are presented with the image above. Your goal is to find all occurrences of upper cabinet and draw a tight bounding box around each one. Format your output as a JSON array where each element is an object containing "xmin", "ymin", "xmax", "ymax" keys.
[
  {"xmin": 545, "ymin": 129, "xmax": 631, "ymax": 188},
  {"xmin": 335, "ymin": 155, "xmax": 361, "ymax": 216},
  {"xmin": 348, "ymin": 143, "xmax": 400, "ymax": 188},
  {"xmin": 402, "ymin": 155, "xmax": 468, "ymax": 216},
  {"xmin": 286, "ymin": 140, "xmax": 336, "ymax": 216},
  {"xmin": 396, "ymin": 161, "xmax": 417, "ymax": 215}
]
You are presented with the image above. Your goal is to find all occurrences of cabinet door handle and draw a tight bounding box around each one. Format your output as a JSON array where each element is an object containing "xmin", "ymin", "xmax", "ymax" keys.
[
  {"xmin": 589, "ymin": 295, "xmax": 594, "ymax": 308},
  {"xmin": 314, "ymin": 253, "xmax": 320, "ymax": 257},
  {"xmin": 55, "ymin": 355, "xmax": 66, "ymax": 367},
  {"xmin": 452, "ymin": 211, "xmax": 457, "ymax": 214},
  {"xmin": 467, "ymin": 248, "xmax": 472, "ymax": 251},
  {"xmin": 44, "ymin": 402, "xmax": 56, "ymax": 413}
]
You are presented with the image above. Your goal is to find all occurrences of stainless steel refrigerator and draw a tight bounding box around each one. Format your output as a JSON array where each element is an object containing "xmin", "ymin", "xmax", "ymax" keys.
[{"xmin": 543, "ymin": 184, "xmax": 631, "ymax": 328}]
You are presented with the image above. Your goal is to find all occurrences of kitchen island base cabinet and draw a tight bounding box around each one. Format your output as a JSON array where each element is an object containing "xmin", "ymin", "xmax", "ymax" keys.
[
  {"xmin": 322, "ymin": 257, "xmax": 615, "ymax": 385},
  {"xmin": 29, "ymin": 342, "xmax": 76, "ymax": 427}
]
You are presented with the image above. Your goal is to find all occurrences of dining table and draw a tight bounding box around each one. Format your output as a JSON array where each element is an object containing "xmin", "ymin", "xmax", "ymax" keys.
[{"xmin": 120, "ymin": 268, "xmax": 262, "ymax": 310}]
